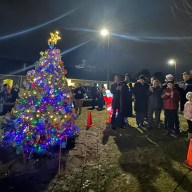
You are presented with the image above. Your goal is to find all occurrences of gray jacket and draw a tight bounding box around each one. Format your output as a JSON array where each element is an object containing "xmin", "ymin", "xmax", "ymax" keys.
[{"xmin": 148, "ymin": 86, "xmax": 163, "ymax": 109}]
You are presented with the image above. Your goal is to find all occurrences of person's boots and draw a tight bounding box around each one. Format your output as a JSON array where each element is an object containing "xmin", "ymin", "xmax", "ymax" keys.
[{"xmin": 187, "ymin": 132, "xmax": 192, "ymax": 141}]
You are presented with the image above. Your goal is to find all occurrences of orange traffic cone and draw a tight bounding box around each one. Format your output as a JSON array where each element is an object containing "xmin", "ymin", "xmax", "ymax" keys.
[
  {"xmin": 85, "ymin": 111, "xmax": 94, "ymax": 127},
  {"xmin": 183, "ymin": 139, "xmax": 192, "ymax": 169},
  {"xmin": 106, "ymin": 114, "xmax": 111, "ymax": 123}
]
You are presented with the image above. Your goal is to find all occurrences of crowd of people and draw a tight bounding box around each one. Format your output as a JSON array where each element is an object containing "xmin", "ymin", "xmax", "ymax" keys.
[
  {"xmin": 1, "ymin": 72, "xmax": 192, "ymax": 141},
  {"xmin": 110, "ymin": 72, "xmax": 192, "ymax": 140},
  {"xmin": 72, "ymin": 82, "xmax": 105, "ymax": 115}
]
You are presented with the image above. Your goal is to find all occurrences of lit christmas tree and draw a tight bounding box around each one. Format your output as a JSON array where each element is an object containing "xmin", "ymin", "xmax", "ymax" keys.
[{"xmin": 1, "ymin": 31, "xmax": 79, "ymax": 157}]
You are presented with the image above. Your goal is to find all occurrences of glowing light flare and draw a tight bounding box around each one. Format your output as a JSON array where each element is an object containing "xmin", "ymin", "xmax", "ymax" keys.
[
  {"xmin": 63, "ymin": 27, "xmax": 97, "ymax": 33},
  {"xmin": 60, "ymin": 40, "xmax": 90, "ymax": 55},
  {"xmin": 168, "ymin": 59, "xmax": 176, "ymax": 65},
  {"xmin": 0, "ymin": 9, "xmax": 75, "ymax": 41},
  {"xmin": 100, "ymin": 29, "xmax": 109, "ymax": 36}
]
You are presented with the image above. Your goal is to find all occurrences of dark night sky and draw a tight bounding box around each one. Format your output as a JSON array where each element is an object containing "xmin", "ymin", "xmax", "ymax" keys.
[{"xmin": 0, "ymin": 0, "xmax": 192, "ymax": 77}]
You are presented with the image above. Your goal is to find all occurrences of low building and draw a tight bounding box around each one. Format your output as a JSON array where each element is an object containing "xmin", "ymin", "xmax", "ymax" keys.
[{"xmin": 0, "ymin": 74, "xmax": 110, "ymax": 89}]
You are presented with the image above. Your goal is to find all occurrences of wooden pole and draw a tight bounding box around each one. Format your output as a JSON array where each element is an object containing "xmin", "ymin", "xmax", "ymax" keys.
[
  {"xmin": 58, "ymin": 138, "xmax": 62, "ymax": 176},
  {"xmin": 22, "ymin": 144, "xmax": 28, "ymax": 177}
]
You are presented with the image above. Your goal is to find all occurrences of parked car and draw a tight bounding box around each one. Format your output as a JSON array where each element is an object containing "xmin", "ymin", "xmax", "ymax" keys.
[
  {"xmin": 82, "ymin": 86, "xmax": 92, "ymax": 106},
  {"xmin": 83, "ymin": 86, "xmax": 92, "ymax": 99}
]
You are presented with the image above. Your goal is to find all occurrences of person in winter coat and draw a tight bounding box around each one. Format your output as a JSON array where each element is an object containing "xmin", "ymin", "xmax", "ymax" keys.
[
  {"xmin": 110, "ymin": 74, "xmax": 126, "ymax": 130},
  {"xmin": 121, "ymin": 73, "xmax": 133, "ymax": 126},
  {"xmin": 73, "ymin": 83, "xmax": 86, "ymax": 115},
  {"xmin": 178, "ymin": 72, "xmax": 192, "ymax": 112},
  {"xmin": 148, "ymin": 79, "xmax": 163, "ymax": 128},
  {"xmin": 0, "ymin": 84, "xmax": 12, "ymax": 115},
  {"xmin": 97, "ymin": 83, "xmax": 104, "ymax": 110},
  {"xmin": 184, "ymin": 92, "xmax": 192, "ymax": 141},
  {"xmin": 91, "ymin": 83, "xmax": 98, "ymax": 110},
  {"xmin": 162, "ymin": 74, "xmax": 181, "ymax": 131},
  {"xmin": 10, "ymin": 85, "xmax": 19, "ymax": 102},
  {"xmin": 1, "ymin": 84, "xmax": 10, "ymax": 102},
  {"xmin": 133, "ymin": 75, "xmax": 149, "ymax": 128},
  {"xmin": 161, "ymin": 80, "xmax": 180, "ymax": 137}
]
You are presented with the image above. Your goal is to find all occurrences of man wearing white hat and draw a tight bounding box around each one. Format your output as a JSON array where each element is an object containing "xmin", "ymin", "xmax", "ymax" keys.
[
  {"xmin": 165, "ymin": 74, "xmax": 174, "ymax": 80},
  {"xmin": 162, "ymin": 74, "xmax": 174, "ymax": 89}
]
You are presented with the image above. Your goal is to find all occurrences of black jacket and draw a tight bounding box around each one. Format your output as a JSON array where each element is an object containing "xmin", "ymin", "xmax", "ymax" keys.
[{"xmin": 133, "ymin": 82, "xmax": 149, "ymax": 113}]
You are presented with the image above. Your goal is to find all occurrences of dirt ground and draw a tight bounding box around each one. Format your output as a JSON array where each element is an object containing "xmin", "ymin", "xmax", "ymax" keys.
[{"xmin": 0, "ymin": 108, "xmax": 192, "ymax": 192}]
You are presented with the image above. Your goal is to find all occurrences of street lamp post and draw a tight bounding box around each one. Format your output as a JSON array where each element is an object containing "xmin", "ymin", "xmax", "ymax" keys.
[
  {"xmin": 100, "ymin": 29, "xmax": 110, "ymax": 89},
  {"xmin": 168, "ymin": 59, "xmax": 177, "ymax": 82}
]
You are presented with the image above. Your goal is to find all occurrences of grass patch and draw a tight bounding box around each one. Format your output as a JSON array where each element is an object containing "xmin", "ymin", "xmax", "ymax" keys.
[
  {"xmin": 1, "ymin": 107, "xmax": 192, "ymax": 192},
  {"xmin": 60, "ymin": 108, "xmax": 192, "ymax": 192}
]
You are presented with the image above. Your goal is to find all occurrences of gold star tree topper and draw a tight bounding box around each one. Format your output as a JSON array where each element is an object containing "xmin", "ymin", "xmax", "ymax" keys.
[{"xmin": 48, "ymin": 31, "xmax": 61, "ymax": 47}]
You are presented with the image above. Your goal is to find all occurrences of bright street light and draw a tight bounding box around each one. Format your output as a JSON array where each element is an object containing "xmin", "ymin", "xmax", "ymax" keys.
[
  {"xmin": 100, "ymin": 28, "xmax": 110, "ymax": 89},
  {"xmin": 168, "ymin": 59, "xmax": 176, "ymax": 65},
  {"xmin": 100, "ymin": 29, "xmax": 109, "ymax": 36},
  {"xmin": 168, "ymin": 59, "xmax": 177, "ymax": 81}
]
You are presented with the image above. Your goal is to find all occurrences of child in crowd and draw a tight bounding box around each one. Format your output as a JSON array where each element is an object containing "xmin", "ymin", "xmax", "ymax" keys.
[{"xmin": 184, "ymin": 92, "xmax": 192, "ymax": 141}]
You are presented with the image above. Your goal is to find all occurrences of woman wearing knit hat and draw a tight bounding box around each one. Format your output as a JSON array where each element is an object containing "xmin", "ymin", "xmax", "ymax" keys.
[{"xmin": 184, "ymin": 92, "xmax": 192, "ymax": 140}]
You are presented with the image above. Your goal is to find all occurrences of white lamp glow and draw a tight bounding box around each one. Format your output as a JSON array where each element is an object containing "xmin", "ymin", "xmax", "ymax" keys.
[
  {"xmin": 168, "ymin": 59, "xmax": 176, "ymax": 65},
  {"xmin": 100, "ymin": 29, "xmax": 109, "ymax": 36}
]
